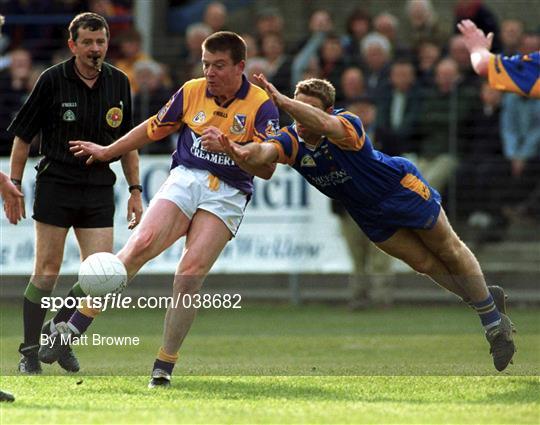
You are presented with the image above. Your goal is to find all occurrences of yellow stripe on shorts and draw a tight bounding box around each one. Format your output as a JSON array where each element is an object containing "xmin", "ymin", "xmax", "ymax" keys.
[
  {"xmin": 400, "ymin": 173, "xmax": 431, "ymax": 201},
  {"xmin": 208, "ymin": 174, "xmax": 220, "ymax": 191}
]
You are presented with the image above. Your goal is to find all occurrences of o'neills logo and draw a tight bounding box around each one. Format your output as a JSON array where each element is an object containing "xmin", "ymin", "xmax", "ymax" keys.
[{"xmin": 106, "ymin": 107, "xmax": 123, "ymax": 128}]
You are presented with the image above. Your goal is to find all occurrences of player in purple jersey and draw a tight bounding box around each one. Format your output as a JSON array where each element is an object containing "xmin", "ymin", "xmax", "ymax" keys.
[
  {"xmin": 41, "ymin": 32, "xmax": 279, "ymax": 388},
  {"xmin": 458, "ymin": 19, "xmax": 540, "ymax": 97},
  {"xmin": 218, "ymin": 75, "xmax": 516, "ymax": 372}
]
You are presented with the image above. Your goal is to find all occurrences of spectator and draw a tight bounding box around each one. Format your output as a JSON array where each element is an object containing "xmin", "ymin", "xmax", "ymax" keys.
[
  {"xmin": 255, "ymin": 7, "xmax": 284, "ymax": 47},
  {"xmin": 454, "ymin": 0, "xmax": 501, "ymax": 52},
  {"xmin": 337, "ymin": 66, "xmax": 365, "ymax": 108},
  {"xmin": 2, "ymin": 0, "xmax": 75, "ymax": 62},
  {"xmin": 114, "ymin": 29, "xmax": 151, "ymax": 94},
  {"xmin": 318, "ymin": 33, "xmax": 349, "ymax": 99},
  {"xmin": 241, "ymin": 33, "xmax": 259, "ymax": 59},
  {"xmin": 342, "ymin": 8, "xmax": 371, "ymax": 64},
  {"xmin": 245, "ymin": 57, "xmax": 270, "ymax": 87},
  {"xmin": 449, "ymin": 34, "xmax": 481, "ymax": 89},
  {"xmin": 88, "ymin": 0, "xmax": 132, "ymax": 56},
  {"xmin": 293, "ymin": 9, "xmax": 334, "ymax": 54},
  {"xmin": 290, "ymin": 11, "xmax": 332, "ymax": 87},
  {"xmin": 377, "ymin": 60, "xmax": 422, "ymax": 156},
  {"xmin": 456, "ymin": 83, "xmax": 506, "ymax": 232},
  {"xmin": 133, "ymin": 60, "xmax": 174, "ymax": 154},
  {"xmin": 203, "ymin": 2, "xmax": 227, "ymax": 34},
  {"xmin": 519, "ymin": 32, "xmax": 540, "ymax": 54},
  {"xmin": 260, "ymin": 33, "xmax": 292, "ymax": 96},
  {"xmin": 178, "ymin": 22, "xmax": 212, "ymax": 83},
  {"xmin": 500, "ymin": 93, "xmax": 540, "ymax": 211},
  {"xmin": 333, "ymin": 95, "xmax": 394, "ymax": 309},
  {"xmin": 346, "ymin": 95, "xmax": 378, "ymax": 143},
  {"xmin": 415, "ymin": 40, "xmax": 442, "ymax": 87},
  {"xmin": 416, "ymin": 58, "xmax": 479, "ymax": 192},
  {"xmin": 0, "ymin": 48, "xmax": 34, "ymax": 156},
  {"xmin": 373, "ymin": 12, "xmax": 410, "ymax": 58},
  {"xmin": 404, "ymin": 0, "xmax": 448, "ymax": 49},
  {"xmin": 360, "ymin": 32, "xmax": 392, "ymax": 98},
  {"xmin": 500, "ymin": 19, "xmax": 524, "ymax": 56}
]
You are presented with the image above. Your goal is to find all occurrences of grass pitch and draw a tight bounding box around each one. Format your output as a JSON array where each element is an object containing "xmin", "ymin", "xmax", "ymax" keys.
[{"xmin": 1, "ymin": 303, "xmax": 539, "ymax": 424}]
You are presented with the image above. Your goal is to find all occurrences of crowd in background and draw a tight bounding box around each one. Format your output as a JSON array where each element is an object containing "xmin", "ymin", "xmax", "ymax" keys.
[{"xmin": 1, "ymin": 0, "xmax": 539, "ymax": 234}]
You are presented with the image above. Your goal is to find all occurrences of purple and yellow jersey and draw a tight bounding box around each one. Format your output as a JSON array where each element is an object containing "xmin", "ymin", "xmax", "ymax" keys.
[
  {"xmin": 267, "ymin": 110, "xmax": 434, "ymax": 208},
  {"xmin": 146, "ymin": 75, "xmax": 279, "ymax": 194},
  {"xmin": 488, "ymin": 51, "xmax": 540, "ymax": 98}
]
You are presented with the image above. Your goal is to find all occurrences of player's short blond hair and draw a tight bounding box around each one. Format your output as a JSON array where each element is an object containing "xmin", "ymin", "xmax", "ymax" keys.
[{"xmin": 294, "ymin": 78, "xmax": 336, "ymax": 109}]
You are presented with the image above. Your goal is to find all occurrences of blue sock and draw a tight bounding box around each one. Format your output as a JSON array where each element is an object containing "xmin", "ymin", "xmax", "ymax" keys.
[
  {"xmin": 474, "ymin": 294, "xmax": 501, "ymax": 331},
  {"xmin": 153, "ymin": 359, "xmax": 175, "ymax": 375}
]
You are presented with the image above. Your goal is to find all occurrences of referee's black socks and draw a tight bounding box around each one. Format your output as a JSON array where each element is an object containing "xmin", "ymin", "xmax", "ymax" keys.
[{"xmin": 22, "ymin": 282, "xmax": 52, "ymax": 347}]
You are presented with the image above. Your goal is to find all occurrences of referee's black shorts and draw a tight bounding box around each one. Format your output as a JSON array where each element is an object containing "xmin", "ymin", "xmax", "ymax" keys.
[{"xmin": 33, "ymin": 180, "xmax": 115, "ymax": 228}]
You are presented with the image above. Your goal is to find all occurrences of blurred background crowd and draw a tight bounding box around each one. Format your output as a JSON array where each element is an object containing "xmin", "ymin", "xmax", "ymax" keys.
[{"xmin": 1, "ymin": 0, "xmax": 539, "ymax": 239}]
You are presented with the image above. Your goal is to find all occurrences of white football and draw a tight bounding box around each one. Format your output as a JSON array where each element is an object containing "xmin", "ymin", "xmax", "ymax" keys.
[{"xmin": 79, "ymin": 252, "xmax": 128, "ymax": 297}]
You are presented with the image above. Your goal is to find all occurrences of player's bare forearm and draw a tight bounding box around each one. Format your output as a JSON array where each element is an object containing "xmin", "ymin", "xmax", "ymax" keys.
[
  {"xmin": 470, "ymin": 49, "xmax": 491, "ymax": 77},
  {"xmin": 107, "ymin": 120, "xmax": 153, "ymax": 159},
  {"xmin": 9, "ymin": 137, "xmax": 31, "ymax": 181},
  {"xmin": 219, "ymin": 134, "xmax": 278, "ymax": 180},
  {"xmin": 70, "ymin": 120, "xmax": 154, "ymax": 164},
  {"xmin": 120, "ymin": 150, "xmax": 141, "ymax": 187},
  {"xmin": 236, "ymin": 143, "xmax": 278, "ymax": 180},
  {"xmin": 280, "ymin": 97, "xmax": 346, "ymax": 139}
]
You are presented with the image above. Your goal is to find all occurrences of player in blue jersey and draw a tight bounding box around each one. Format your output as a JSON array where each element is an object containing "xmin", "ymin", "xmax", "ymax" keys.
[
  {"xmin": 41, "ymin": 31, "xmax": 279, "ymax": 387},
  {"xmin": 458, "ymin": 19, "xmax": 540, "ymax": 97},
  {"xmin": 218, "ymin": 75, "xmax": 516, "ymax": 372}
]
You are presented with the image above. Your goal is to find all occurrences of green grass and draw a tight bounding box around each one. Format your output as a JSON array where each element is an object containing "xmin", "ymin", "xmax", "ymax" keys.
[{"xmin": 1, "ymin": 304, "xmax": 539, "ymax": 423}]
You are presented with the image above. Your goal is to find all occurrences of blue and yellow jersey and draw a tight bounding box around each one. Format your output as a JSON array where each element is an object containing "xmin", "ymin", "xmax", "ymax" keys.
[
  {"xmin": 267, "ymin": 110, "xmax": 434, "ymax": 209},
  {"xmin": 488, "ymin": 51, "xmax": 540, "ymax": 98},
  {"xmin": 146, "ymin": 75, "xmax": 279, "ymax": 194}
]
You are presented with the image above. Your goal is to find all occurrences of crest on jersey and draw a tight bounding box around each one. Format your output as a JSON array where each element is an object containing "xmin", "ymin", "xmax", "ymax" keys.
[
  {"xmin": 192, "ymin": 111, "xmax": 206, "ymax": 124},
  {"xmin": 300, "ymin": 154, "xmax": 316, "ymax": 167},
  {"xmin": 63, "ymin": 109, "xmax": 76, "ymax": 122},
  {"xmin": 230, "ymin": 114, "xmax": 247, "ymax": 135},
  {"xmin": 265, "ymin": 119, "xmax": 280, "ymax": 136},
  {"xmin": 106, "ymin": 107, "xmax": 123, "ymax": 128},
  {"xmin": 157, "ymin": 106, "xmax": 167, "ymax": 121}
]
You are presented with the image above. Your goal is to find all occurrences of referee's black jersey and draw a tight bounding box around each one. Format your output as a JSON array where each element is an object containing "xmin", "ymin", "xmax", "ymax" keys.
[{"xmin": 8, "ymin": 56, "xmax": 133, "ymax": 185}]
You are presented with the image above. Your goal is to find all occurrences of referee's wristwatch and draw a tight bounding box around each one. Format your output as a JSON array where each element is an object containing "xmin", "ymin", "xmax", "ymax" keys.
[{"xmin": 129, "ymin": 184, "xmax": 143, "ymax": 194}]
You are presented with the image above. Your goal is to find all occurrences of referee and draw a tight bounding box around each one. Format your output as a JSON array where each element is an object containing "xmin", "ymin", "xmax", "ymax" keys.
[{"xmin": 7, "ymin": 12, "xmax": 143, "ymax": 374}]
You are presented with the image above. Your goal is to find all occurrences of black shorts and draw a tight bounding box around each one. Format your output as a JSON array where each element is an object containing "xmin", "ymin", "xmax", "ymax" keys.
[{"xmin": 33, "ymin": 180, "xmax": 115, "ymax": 228}]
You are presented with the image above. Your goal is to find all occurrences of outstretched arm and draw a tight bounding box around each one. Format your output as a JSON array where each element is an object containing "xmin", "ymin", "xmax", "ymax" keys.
[
  {"xmin": 218, "ymin": 134, "xmax": 279, "ymax": 180},
  {"xmin": 457, "ymin": 19, "xmax": 494, "ymax": 77},
  {"xmin": 0, "ymin": 171, "xmax": 24, "ymax": 224},
  {"xmin": 69, "ymin": 119, "xmax": 153, "ymax": 164},
  {"xmin": 254, "ymin": 74, "xmax": 348, "ymax": 140},
  {"xmin": 6, "ymin": 137, "xmax": 30, "ymax": 224}
]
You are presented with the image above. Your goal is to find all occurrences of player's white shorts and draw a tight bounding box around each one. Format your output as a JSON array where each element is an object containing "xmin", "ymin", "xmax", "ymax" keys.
[{"xmin": 151, "ymin": 165, "xmax": 248, "ymax": 236}]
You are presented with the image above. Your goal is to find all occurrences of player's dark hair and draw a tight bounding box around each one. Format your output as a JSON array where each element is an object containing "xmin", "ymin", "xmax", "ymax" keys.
[
  {"xmin": 295, "ymin": 78, "xmax": 336, "ymax": 109},
  {"xmin": 203, "ymin": 31, "xmax": 246, "ymax": 64},
  {"xmin": 69, "ymin": 12, "xmax": 110, "ymax": 42}
]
